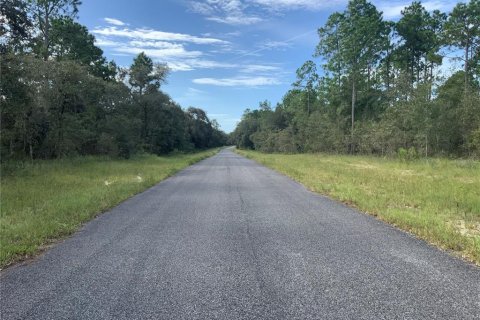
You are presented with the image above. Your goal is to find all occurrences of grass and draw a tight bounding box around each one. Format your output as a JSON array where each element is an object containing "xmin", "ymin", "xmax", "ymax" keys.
[
  {"xmin": 0, "ymin": 149, "xmax": 218, "ymax": 268},
  {"xmin": 236, "ymin": 149, "xmax": 480, "ymax": 265}
]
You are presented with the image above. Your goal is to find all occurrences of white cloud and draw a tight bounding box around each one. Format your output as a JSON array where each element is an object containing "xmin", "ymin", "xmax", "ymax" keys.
[
  {"xmin": 240, "ymin": 64, "xmax": 281, "ymax": 73},
  {"xmin": 109, "ymin": 44, "xmax": 237, "ymax": 71},
  {"xmin": 250, "ymin": 0, "xmax": 346, "ymax": 11},
  {"xmin": 92, "ymin": 26, "xmax": 228, "ymax": 45},
  {"xmin": 95, "ymin": 38, "xmax": 123, "ymax": 47},
  {"xmin": 114, "ymin": 46, "xmax": 203, "ymax": 59},
  {"xmin": 92, "ymin": 23, "xmax": 238, "ymax": 71},
  {"xmin": 172, "ymin": 60, "xmax": 236, "ymax": 71},
  {"xmin": 193, "ymin": 76, "xmax": 281, "ymax": 86},
  {"xmin": 93, "ymin": 19, "xmax": 285, "ymax": 74},
  {"xmin": 188, "ymin": 0, "xmax": 263, "ymax": 25},
  {"xmin": 188, "ymin": 0, "xmax": 346, "ymax": 25},
  {"xmin": 207, "ymin": 15, "xmax": 262, "ymax": 25},
  {"xmin": 104, "ymin": 17, "xmax": 126, "ymax": 26},
  {"xmin": 188, "ymin": 87, "xmax": 207, "ymax": 94},
  {"xmin": 128, "ymin": 40, "xmax": 183, "ymax": 49}
]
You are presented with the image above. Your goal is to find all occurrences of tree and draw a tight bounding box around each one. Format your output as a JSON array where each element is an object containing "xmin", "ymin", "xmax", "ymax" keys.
[
  {"xmin": 129, "ymin": 52, "xmax": 169, "ymax": 95},
  {"xmin": 0, "ymin": 0, "xmax": 32, "ymax": 52},
  {"xmin": 395, "ymin": 2, "xmax": 432, "ymax": 85},
  {"xmin": 128, "ymin": 52, "xmax": 169, "ymax": 140},
  {"xmin": 425, "ymin": 10, "xmax": 447, "ymax": 97},
  {"xmin": 316, "ymin": 12, "xmax": 345, "ymax": 88},
  {"xmin": 317, "ymin": 0, "xmax": 387, "ymax": 152},
  {"xmin": 444, "ymin": 0, "xmax": 480, "ymax": 90},
  {"xmin": 187, "ymin": 107, "xmax": 212, "ymax": 149},
  {"xmin": 49, "ymin": 18, "xmax": 116, "ymax": 80},
  {"xmin": 294, "ymin": 60, "xmax": 319, "ymax": 114},
  {"xmin": 29, "ymin": 0, "xmax": 82, "ymax": 60}
]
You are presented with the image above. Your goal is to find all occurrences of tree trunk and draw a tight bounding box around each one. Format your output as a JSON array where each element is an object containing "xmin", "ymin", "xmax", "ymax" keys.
[
  {"xmin": 307, "ymin": 89, "xmax": 310, "ymax": 115},
  {"xmin": 351, "ymin": 77, "xmax": 356, "ymax": 154},
  {"xmin": 143, "ymin": 104, "xmax": 148, "ymax": 140},
  {"xmin": 57, "ymin": 102, "xmax": 66, "ymax": 157},
  {"xmin": 464, "ymin": 41, "xmax": 469, "ymax": 92},
  {"xmin": 42, "ymin": 4, "xmax": 50, "ymax": 61},
  {"xmin": 386, "ymin": 58, "xmax": 390, "ymax": 91}
]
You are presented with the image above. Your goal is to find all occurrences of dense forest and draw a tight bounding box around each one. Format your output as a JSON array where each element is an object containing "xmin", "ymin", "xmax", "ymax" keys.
[
  {"xmin": 231, "ymin": 0, "xmax": 480, "ymax": 158},
  {"xmin": 1, "ymin": 0, "xmax": 227, "ymax": 160}
]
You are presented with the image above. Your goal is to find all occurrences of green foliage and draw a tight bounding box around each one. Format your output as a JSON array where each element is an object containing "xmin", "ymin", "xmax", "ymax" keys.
[
  {"xmin": 469, "ymin": 128, "xmax": 480, "ymax": 157},
  {"xmin": 0, "ymin": 0, "xmax": 32, "ymax": 52},
  {"xmin": 397, "ymin": 147, "xmax": 419, "ymax": 161},
  {"xmin": 232, "ymin": 0, "xmax": 480, "ymax": 159},
  {"xmin": 49, "ymin": 17, "xmax": 116, "ymax": 80},
  {"xmin": 129, "ymin": 52, "xmax": 169, "ymax": 94},
  {"xmin": 444, "ymin": 0, "xmax": 480, "ymax": 86},
  {"xmin": 1, "ymin": 0, "xmax": 226, "ymax": 161},
  {"xmin": 29, "ymin": 0, "xmax": 82, "ymax": 59}
]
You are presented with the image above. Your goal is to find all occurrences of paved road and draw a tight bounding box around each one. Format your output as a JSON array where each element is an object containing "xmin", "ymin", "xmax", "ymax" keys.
[{"xmin": 1, "ymin": 149, "xmax": 479, "ymax": 319}]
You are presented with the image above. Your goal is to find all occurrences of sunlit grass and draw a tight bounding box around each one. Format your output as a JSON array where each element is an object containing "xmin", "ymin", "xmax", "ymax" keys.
[
  {"xmin": 0, "ymin": 150, "xmax": 218, "ymax": 268},
  {"xmin": 237, "ymin": 149, "xmax": 480, "ymax": 264}
]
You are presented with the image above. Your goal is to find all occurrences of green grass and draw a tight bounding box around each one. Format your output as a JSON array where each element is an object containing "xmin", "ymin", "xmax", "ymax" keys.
[
  {"xmin": 237, "ymin": 149, "xmax": 480, "ymax": 264},
  {"xmin": 0, "ymin": 150, "xmax": 218, "ymax": 268}
]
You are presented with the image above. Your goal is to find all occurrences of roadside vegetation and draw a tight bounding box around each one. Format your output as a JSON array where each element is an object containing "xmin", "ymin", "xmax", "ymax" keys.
[
  {"xmin": 231, "ymin": 0, "xmax": 480, "ymax": 158},
  {"xmin": 1, "ymin": 0, "xmax": 227, "ymax": 161},
  {"xmin": 1, "ymin": 1, "xmax": 227, "ymax": 267},
  {"xmin": 237, "ymin": 149, "xmax": 480, "ymax": 264},
  {"xmin": 0, "ymin": 149, "xmax": 217, "ymax": 268}
]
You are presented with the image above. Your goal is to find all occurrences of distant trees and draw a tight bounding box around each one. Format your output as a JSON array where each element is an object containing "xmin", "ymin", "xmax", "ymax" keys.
[
  {"xmin": 444, "ymin": 0, "xmax": 480, "ymax": 89},
  {"xmin": 1, "ymin": 1, "xmax": 226, "ymax": 161},
  {"xmin": 232, "ymin": 0, "xmax": 480, "ymax": 158}
]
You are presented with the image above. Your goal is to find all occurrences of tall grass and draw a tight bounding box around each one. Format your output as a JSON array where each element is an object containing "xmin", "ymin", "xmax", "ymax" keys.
[
  {"xmin": 0, "ymin": 150, "xmax": 218, "ymax": 268},
  {"xmin": 237, "ymin": 150, "xmax": 480, "ymax": 264}
]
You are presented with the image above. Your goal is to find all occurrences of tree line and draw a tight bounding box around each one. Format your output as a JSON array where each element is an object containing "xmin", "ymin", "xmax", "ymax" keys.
[
  {"xmin": 1, "ymin": 0, "xmax": 227, "ymax": 160},
  {"xmin": 231, "ymin": 0, "xmax": 480, "ymax": 158}
]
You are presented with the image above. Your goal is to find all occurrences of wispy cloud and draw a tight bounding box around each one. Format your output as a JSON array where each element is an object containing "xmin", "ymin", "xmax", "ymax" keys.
[
  {"xmin": 193, "ymin": 76, "xmax": 281, "ymax": 87},
  {"xmin": 93, "ymin": 18, "xmax": 287, "ymax": 76},
  {"xmin": 250, "ymin": 0, "xmax": 346, "ymax": 11},
  {"xmin": 228, "ymin": 29, "xmax": 316, "ymax": 61},
  {"xmin": 92, "ymin": 26, "xmax": 228, "ymax": 45},
  {"xmin": 104, "ymin": 17, "xmax": 126, "ymax": 26},
  {"xmin": 111, "ymin": 46, "xmax": 236, "ymax": 71},
  {"xmin": 207, "ymin": 15, "xmax": 262, "ymax": 25},
  {"xmin": 188, "ymin": 0, "xmax": 263, "ymax": 25},
  {"xmin": 92, "ymin": 24, "xmax": 237, "ymax": 71},
  {"xmin": 240, "ymin": 64, "xmax": 281, "ymax": 73},
  {"xmin": 188, "ymin": 0, "xmax": 346, "ymax": 25},
  {"xmin": 113, "ymin": 46, "xmax": 203, "ymax": 59}
]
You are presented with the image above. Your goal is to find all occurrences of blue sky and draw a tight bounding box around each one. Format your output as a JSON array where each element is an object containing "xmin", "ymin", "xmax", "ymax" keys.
[{"xmin": 78, "ymin": 0, "xmax": 458, "ymax": 132}]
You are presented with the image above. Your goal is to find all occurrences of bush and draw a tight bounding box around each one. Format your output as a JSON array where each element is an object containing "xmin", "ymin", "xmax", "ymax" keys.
[
  {"xmin": 398, "ymin": 147, "xmax": 419, "ymax": 161},
  {"xmin": 468, "ymin": 128, "xmax": 480, "ymax": 158}
]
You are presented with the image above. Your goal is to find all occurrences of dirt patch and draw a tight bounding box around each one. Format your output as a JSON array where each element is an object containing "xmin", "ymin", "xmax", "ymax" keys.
[{"xmin": 451, "ymin": 220, "xmax": 480, "ymax": 238}]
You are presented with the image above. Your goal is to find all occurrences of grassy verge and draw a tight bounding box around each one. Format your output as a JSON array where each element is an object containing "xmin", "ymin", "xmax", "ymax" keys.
[
  {"xmin": 236, "ymin": 149, "xmax": 480, "ymax": 264},
  {"xmin": 0, "ymin": 149, "xmax": 218, "ymax": 268}
]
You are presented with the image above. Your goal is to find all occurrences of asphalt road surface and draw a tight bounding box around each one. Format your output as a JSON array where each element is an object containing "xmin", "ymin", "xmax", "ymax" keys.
[{"xmin": 1, "ymin": 149, "xmax": 479, "ymax": 319}]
